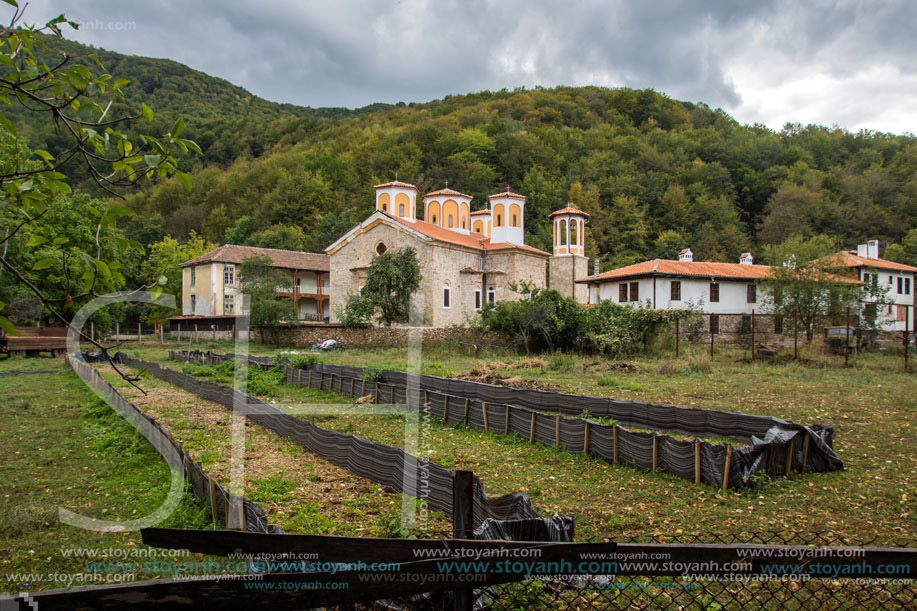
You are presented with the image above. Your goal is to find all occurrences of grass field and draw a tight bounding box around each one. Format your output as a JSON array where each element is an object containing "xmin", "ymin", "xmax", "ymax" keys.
[
  {"xmin": 2, "ymin": 338, "xmax": 914, "ymax": 593},
  {"xmin": 120, "ymin": 338, "xmax": 915, "ymax": 546},
  {"xmin": 0, "ymin": 356, "xmax": 215, "ymax": 592}
]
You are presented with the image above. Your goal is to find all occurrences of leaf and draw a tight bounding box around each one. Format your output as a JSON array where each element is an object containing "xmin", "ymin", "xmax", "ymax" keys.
[
  {"xmin": 32, "ymin": 257, "xmax": 56, "ymax": 270},
  {"xmin": 144, "ymin": 154, "xmax": 161, "ymax": 168},
  {"xmin": 170, "ymin": 116, "xmax": 185, "ymax": 138},
  {"xmin": 0, "ymin": 315, "xmax": 16, "ymax": 336},
  {"xmin": 0, "ymin": 111, "xmax": 17, "ymax": 136},
  {"xmin": 107, "ymin": 205, "xmax": 135, "ymax": 217},
  {"xmin": 2, "ymin": 1, "xmax": 19, "ymax": 9},
  {"xmin": 25, "ymin": 235, "xmax": 47, "ymax": 247},
  {"xmin": 53, "ymin": 236, "xmax": 69, "ymax": 246},
  {"xmin": 177, "ymin": 170, "xmax": 193, "ymax": 191},
  {"xmin": 141, "ymin": 102, "xmax": 154, "ymax": 124}
]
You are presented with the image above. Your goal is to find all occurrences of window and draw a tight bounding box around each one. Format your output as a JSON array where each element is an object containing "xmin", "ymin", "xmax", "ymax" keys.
[
  {"xmin": 897, "ymin": 305, "xmax": 907, "ymax": 322},
  {"xmin": 670, "ymin": 280, "xmax": 681, "ymax": 301},
  {"xmin": 399, "ymin": 203, "xmax": 405, "ymax": 216},
  {"xmin": 190, "ymin": 267, "xmax": 196, "ymax": 286},
  {"xmin": 496, "ymin": 214, "xmax": 502, "ymax": 226},
  {"xmin": 375, "ymin": 242, "xmax": 387, "ymax": 255},
  {"xmin": 357, "ymin": 285, "xmax": 364, "ymax": 296},
  {"xmin": 448, "ymin": 215, "xmax": 454, "ymax": 228},
  {"xmin": 889, "ymin": 275, "xmax": 893, "ymax": 285},
  {"xmin": 474, "ymin": 287, "xmax": 481, "ymax": 310},
  {"xmin": 747, "ymin": 284, "xmax": 757, "ymax": 303},
  {"xmin": 512, "ymin": 214, "xmax": 518, "ymax": 227},
  {"xmin": 487, "ymin": 288, "xmax": 496, "ymax": 306},
  {"xmin": 709, "ymin": 314, "xmax": 719, "ymax": 335},
  {"xmin": 898, "ymin": 277, "xmax": 903, "ymax": 294},
  {"xmin": 864, "ymin": 303, "xmax": 877, "ymax": 323},
  {"xmin": 224, "ymin": 264, "xmax": 235, "ymax": 286},
  {"xmin": 462, "ymin": 218, "xmax": 466, "ymax": 229},
  {"xmin": 443, "ymin": 283, "xmax": 451, "ymax": 309},
  {"xmin": 618, "ymin": 283, "xmax": 628, "ymax": 302},
  {"xmin": 190, "ymin": 294, "xmax": 196, "ymax": 313},
  {"xmin": 382, "ymin": 203, "xmax": 387, "ymax": 212},
  {"xmin": 223, "ymin": 294, "xmax": 234, "ymax": 314},
  {"xmin": 906, "ymin": 278, "xmax": 912, "ymax": 295},
  {"xmin": 709, "ymin": 282, "xmax": 719, "ymax": 303},
  {"xmin": 774, "ymin": 314, "xmax": 784, "ymax": 335},
  {"xmin": 629, "ymin": 282, "xmax": 639, "ymax": 302},
  {"xmin": 432, "ymin": 215, "xmax": 438, "ymax": 224}
]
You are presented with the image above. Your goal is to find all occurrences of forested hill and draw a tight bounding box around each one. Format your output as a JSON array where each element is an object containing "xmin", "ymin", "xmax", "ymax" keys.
[{"xmin": 16, "ymin": 35, "xmax": 917, "ymax": 268}]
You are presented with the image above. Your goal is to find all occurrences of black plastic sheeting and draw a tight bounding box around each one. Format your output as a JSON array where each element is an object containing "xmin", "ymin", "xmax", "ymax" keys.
[
  {"xmin": 91, "ymin": 352, "xmax": 571, "ymax": 538},
  {"xmin": 68, "ymin": 354, "xmax": 280, "ymax": 534},
  {"xmin": 474, "ymin": 515, "xmax": 575, "ymax": 542},
  {"xmin": 172, "ymin": 350, "xmax": 844, "ymax": 489}
]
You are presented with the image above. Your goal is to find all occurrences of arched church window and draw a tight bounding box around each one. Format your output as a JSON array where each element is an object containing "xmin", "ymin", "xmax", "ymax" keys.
[{"xmin": 376, "ymin": 242, "xmax": 387, "ymax": 255}]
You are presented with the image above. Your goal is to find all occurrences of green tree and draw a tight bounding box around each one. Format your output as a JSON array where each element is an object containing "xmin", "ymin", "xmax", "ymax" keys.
[
  {"xmin": 239, "ymin": 255, "xmax": 295, "ymax": 342},
  {"xmin": 333, "ymin": 292, "xmax": 373, "ymax": 328},
  {"xmin": 362, "ymin": 247, "xmax": 421, "ymax": 326},
  {"xmin": 139, "ymin": 232, "xmax": 215, "ymax": 326},
  {"xmin": 247, "ymin": 224, "xmax": 305, "ymax": 251},
  {"xmin": 883, "ymin": 229, "xmax": 917, "ymax": 267},
  {"xmin": 760, "ymin": 235, "xmax": 864, "ymax": 341},
  {"xmin": 0, "ymin": 5, "xmax": 197, "ymax": 384}
]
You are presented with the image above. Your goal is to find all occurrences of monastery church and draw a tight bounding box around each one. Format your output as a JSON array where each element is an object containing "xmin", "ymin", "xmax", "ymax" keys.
[{"xmin": 326, "ymin": 180, "xmax": 590, "ymax": 326}]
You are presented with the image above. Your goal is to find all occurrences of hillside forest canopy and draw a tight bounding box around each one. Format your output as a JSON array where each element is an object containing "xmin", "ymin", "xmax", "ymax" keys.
[{"xmin": 7, "ymin": 34, "xmax": 917, "ymax": 284}]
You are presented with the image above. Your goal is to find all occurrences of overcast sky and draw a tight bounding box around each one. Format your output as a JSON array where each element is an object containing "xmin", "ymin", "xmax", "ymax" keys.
[{"xmin": 19, "ymin": 0, "xmax": 917, "ymax": 135}]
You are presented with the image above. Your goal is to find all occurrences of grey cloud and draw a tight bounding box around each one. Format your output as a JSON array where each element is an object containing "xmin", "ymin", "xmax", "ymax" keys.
[{"xmin": 18, "ymin": 0, "xmax": 916, "ymax": 132}]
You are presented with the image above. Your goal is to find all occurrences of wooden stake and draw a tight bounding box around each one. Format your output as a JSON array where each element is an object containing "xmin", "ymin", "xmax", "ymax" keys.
[
  {"xmin": 308, "ymin": 370, "xmax": 313, "ymax": 387},
  {"xmin": 504, "ymin": 405, "xmax": 510, "ymax": 435},
  {"xmin": 320, "ymin": 372, "xmax": 325, "ymax": 390},
  {"xmin": 555, "ymin": 413, "xmax": 561, "ymax": 446},
  {"xmin": 360, "ymin": 378, "xmax": 365, "ymax": 395},
  {"xmin": 583, "ymin": 422, "xmax": 591, "ymax": 456},
  {"xmin": 443, "ymin": 395, "xmax": 449, "ymax": 423},
  {"xmin": 208, "ymin": 478, "xmax": 218, "ymax": 523},
  {"xmin": 390, "ymin": 384, "xmax": 395, "ymax": 404},
  {"xmin": 350, "ymin": 377, "xmax": 355, "ymax": 396},
  {"xmin": 529, "ymin": 411, "xmax": 536, "ymax": 443},
  {"xmin": 722, "ymin": 445, "xmax": 733, "ymax": 491},
  {"xmin": 694, "ymin": 439, "xmax": 701, "ymax": 485},
  {"xmin": 800, "ymin": 434, "xmax": 810, "ymax": 473},
  {"xmin": 374, "ymin": 382, "xmax": 379, "ymax": 404},
  {"xmin": 612, "ymin": 426, "xmax": 618, "ymax": 464},
  {"xmin": 462, "ymin": 397, "xmax": 469, "ymax": 427},
  {"xmin": 482, "ymin": 402, "xmax": 488, "ymax": 432},
  {"xmin": 785, "ymin": 437, "xmax": 794, "ymax": 476},
  {"xmin": 297, "ymin": 369, "xmax": 302, "ymax": 387},
  {"xmin": 652, "ymin": 433, "xmax": 658, "ymax": 471}
]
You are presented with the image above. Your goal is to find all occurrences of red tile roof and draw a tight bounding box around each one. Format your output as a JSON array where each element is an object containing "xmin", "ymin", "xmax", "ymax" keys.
[
  {"xmin": 424, "ymin": 188, "xmax": 473, "ymax": 199},
  {"xmin": 382, "ymin": 212, "xmax": 549, "ymax": 257},
  {"xmin": 580, "ymin": 258, "xmax": 862, "ymax": 284},
  {"xmin": 373, "ymin": 180, "xmax": 417, "ymax": 189},
  {"xmin": 839, "ymin": 251, "xmax": 917, "ymax": 273},
  {"xmin": 548, "ymin": 206, "xmax": 590, "ymax": 218},
  {"xmin": 179, "ymin": 245, "xmax": 329, "ymax": 271},
  {"xmin": 470, "ymin": 209, "xmax": 491, "ymax": 216},
  {"xmin": 487, "ymin": 190, "xmax": 526, "ymax": 201}
]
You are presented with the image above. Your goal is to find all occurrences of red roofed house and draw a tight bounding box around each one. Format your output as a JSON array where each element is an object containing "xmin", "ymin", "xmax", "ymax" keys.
[
  {"xmin": 176, "ymin": 244, "xmax": 330, "ymax": 329},
  {"xmin": 835, "ymin": 240, "xmax": 916, "ymax": 332},
  {"xmin": 326, "ymin": 180, "xmax": 574, "ymax": 326}
]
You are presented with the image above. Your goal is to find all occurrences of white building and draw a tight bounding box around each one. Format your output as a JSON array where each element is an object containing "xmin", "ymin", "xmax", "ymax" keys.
[{"xmin": 836, "ymin": 240, "xmax": 916, "ymax": 332}]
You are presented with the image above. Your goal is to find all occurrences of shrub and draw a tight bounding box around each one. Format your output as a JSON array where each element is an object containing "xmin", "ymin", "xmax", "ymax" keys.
[
  {"xmin": 288, "ymin": 354, "xmax": 320, "ymax": 369},
  {"xmin": 334, "ymin": 292, "xmax": 374, "ymax": 328},
  {"xmin": 359, "ymin": 366, "xmax": 384, "ymax": 382}
]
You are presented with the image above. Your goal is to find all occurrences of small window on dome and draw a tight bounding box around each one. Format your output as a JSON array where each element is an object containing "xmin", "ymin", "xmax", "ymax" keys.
[
  {"xmin": 432, "ymin": 215, "xmax": 438, "ymax": 224},
  {"xmin": 448, "ymin": 215, "xmax": 454, "ymax": 228},
  {"xmin": 399, "ymin": 203, "xmax": 405, "ymax": 216},
  {"xmin": 376, "ymin": 242, "xmax": 387, "ymax": 255}
]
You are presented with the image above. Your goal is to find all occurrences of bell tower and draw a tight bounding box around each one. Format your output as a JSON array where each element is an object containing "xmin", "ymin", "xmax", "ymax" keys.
[
  {"xmin": 548, "ymin": 205, "xmax": 589, "ymax": 303},
  {"xmin": 374, "ymin": 180, "xmax": 418, "ymax": 223},
  {"xmin": 488, "ymin": 190, "xmax": 525, "ymax": 245}
]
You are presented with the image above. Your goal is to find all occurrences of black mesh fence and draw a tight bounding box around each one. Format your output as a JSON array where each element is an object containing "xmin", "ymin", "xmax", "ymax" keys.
[
  {"xmin": 68, "ymin": 355, "xmax": 280, "ymax": 534},
  {"xmin": 169, "ymin": 351, "xmax": 842, "ymax": 489}
]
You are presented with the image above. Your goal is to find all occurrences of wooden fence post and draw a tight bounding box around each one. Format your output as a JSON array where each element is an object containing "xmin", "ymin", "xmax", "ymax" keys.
[
  {"xmin": 722, "ymin": 445, "xmax": 733, "ymax": 490},
  {"xmin": 529, "ymin": 412, "xmax": 536, "ymax": 443},
  {"xmin": 504, "ymin": 405, "xmax": 510, "ymax": 435},
  {"xmin": 360, "ymin": 378, "xmax": 365, "ymax": 396},
  {"xmin": 612, "ymin": 426, "xmax": 618, "ymax": 464},
  {"xmin": 320, "ymin": 372, "xmax": 325, "ymax": 390},
  {"xmin": 390, "ymin": 385, "xmax": 395, "ymax": 405},
  {"xmin": 694, "ymin": 439, "xmax": 701, "ymax": 485},
  {"xmin": 443, "ymin": 394, "xmax": 449, "ymax": 423},
  {"xmin": 785, "ymin": 438, "xmax": 794, "ymax": 476},
  {"xmin": 652, "ymin": 433, "xmax": 658, "ymax": 471},
  {"xmin": 462, "ymin": 398, "xmax": 469, "ymax": 427},
  {"xmin": 374, "ymin": 382, "xmax": 379, "ymax": 404},
  {"xmin": 452, "ymin": 470, "xmax": 475, "ymax": 611},
  {"xmin": 482, "ymin": 402, "xmax": 488, "ymax": 432},
  {"xmin": 555, "ymin": 413, "xmax": 561, "ymax": 446},
  {"xmin": 208, "ymin": 478, "xmax": 218, "ymax": 523},
  {"xmin": 583, "ymin": 422, "xmax": 591, "ymax": 456},
  {"xmin": 800, "ymin": 434, "xmax": 810, "ymax": 473}
]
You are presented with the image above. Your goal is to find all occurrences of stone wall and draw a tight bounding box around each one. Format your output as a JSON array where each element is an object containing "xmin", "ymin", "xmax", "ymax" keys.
[
  {"xmin": 252, "ymin": 324, "xmax": 509, "ymax": 350},
  {"xmin": 549, "ymin": 254, "xmax": 589, "ymax": 303}
]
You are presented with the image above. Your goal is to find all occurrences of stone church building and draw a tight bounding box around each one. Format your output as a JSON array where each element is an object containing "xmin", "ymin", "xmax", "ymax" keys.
[{"xmin": 326, "ymin": 180, "xmax": 588, "ymax": 327}]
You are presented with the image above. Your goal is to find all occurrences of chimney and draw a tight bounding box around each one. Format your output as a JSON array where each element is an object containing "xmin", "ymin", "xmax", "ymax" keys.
[
  {"xmin": 593, "ymin": 258, "xmax": 600, "ymax": 276},
  {"xmin": 867, "ymin": 239, "xmax": 879, "ymax": 260},
  {"xmin": 678, "ymin": 248, "xmax": 693, "ymax": 263},
  {"xmin": 739, "ymin": 252, "xmax": 753, "ymax": 265}
]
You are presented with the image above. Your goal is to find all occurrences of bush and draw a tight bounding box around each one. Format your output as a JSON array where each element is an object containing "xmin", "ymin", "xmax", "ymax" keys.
[
  {"xmin": 288, "ymin": 354, "xmax": 320, "ymax": 369},
  {"xmin": 334, "ymin": 292, "xmax": 374, "ymax": 328},
  {"xmin": 359, "ymin": 366, "xmax": 384, "ymax": 382}
]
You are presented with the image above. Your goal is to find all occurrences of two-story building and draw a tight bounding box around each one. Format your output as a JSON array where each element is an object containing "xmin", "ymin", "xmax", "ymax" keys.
[
  {"xmin": 836, "ymin": 240, "xmax": 916, "ymax": 332},
  {"xmin": 173, "ymin": 245, "xmax": 330, "ymax": 335}
]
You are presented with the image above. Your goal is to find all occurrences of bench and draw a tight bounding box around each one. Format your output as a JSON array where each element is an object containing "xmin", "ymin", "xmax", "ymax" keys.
[{"xmin": 0, "ymin": 327, "xmax": 69, "ymax": 357}]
